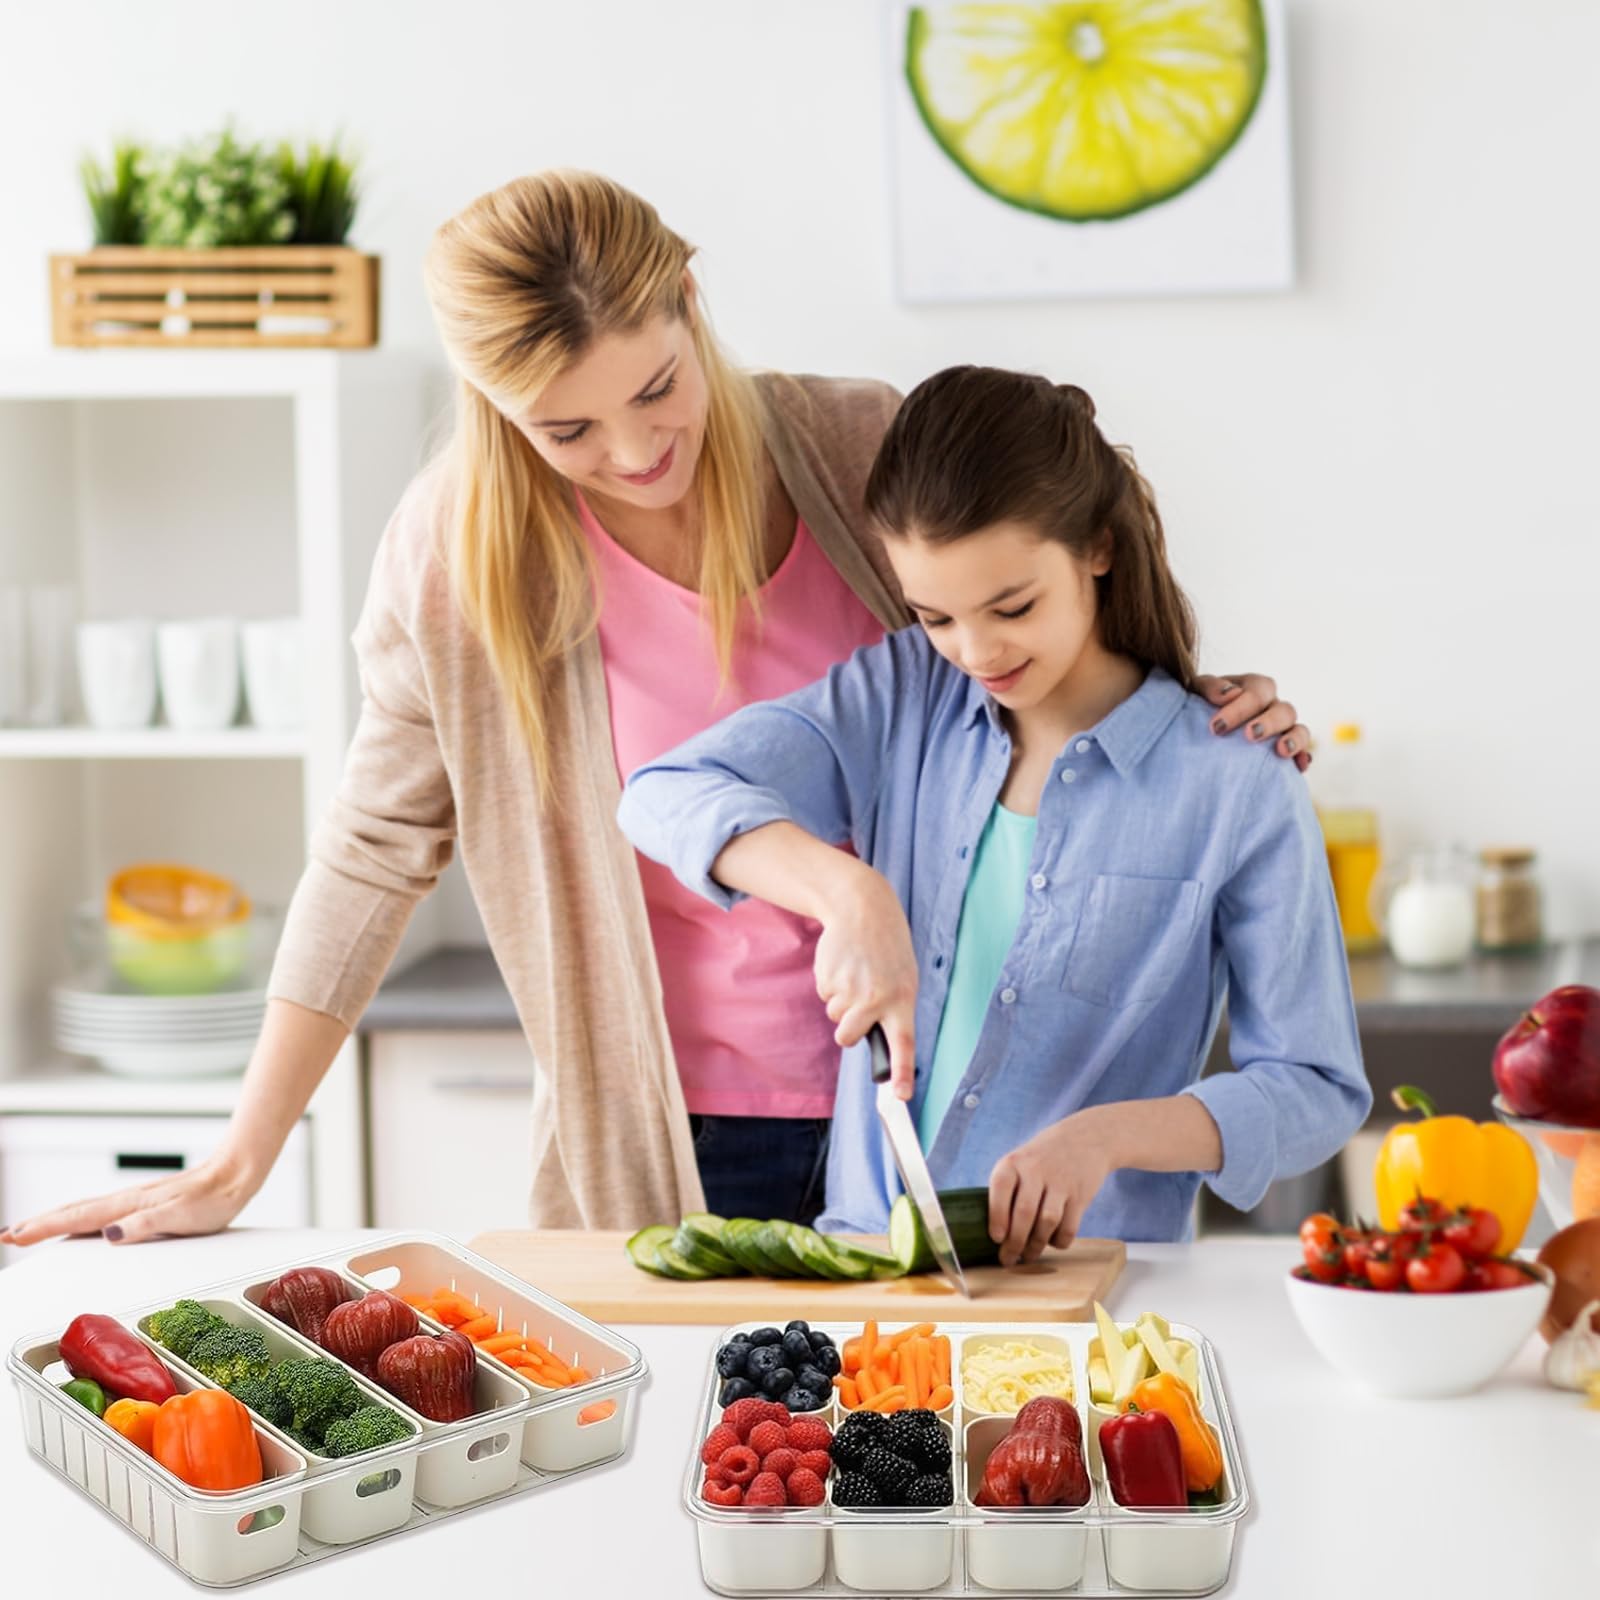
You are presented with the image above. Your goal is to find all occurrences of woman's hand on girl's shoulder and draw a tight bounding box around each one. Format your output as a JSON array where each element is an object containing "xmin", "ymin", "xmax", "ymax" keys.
[{"xmin": 1195, "ymin": 673, "xmax": 1311, "ymax": 772}]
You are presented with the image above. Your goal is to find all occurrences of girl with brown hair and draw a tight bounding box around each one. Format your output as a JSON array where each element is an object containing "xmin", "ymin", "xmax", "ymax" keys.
[
  {"xmin": 621, "ymin": 365, "xmax": 1368, "ymax": 1259},
  {"xmin": 4, "ymin": 183, "xmax": 1307, "ymax": 1250}
]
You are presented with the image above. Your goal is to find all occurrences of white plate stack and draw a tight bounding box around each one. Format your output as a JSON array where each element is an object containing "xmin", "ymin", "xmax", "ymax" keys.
[{"xmin": 50, "ymin": 981, "xmax": 266, "ymax": 1077}]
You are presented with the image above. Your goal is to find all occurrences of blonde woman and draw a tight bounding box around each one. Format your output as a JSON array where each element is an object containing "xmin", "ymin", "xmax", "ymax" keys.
[{"xmin": 0, "ymin": 172, "xmax": 1308, "ymax": 1244}]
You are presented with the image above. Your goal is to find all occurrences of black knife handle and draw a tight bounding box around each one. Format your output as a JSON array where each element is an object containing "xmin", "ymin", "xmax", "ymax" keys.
[{"xmin": 867, "ymin": 1022, "xmax": 892, "ymax": 1085}]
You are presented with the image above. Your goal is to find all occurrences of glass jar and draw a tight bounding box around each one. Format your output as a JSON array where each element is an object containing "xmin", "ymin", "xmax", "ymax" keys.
[
  {"xmin": 1476, "ymin": 847, "xmax": 1543, "ymax": 952},
  {"xmin": 1378, "ymin": 847, "xmax": 1475, "ymax": 970}
]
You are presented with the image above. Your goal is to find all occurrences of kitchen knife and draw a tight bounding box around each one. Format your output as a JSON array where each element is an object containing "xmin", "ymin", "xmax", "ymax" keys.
[{"xmin": 868, "ymin": 1023, "xmax": 971, "ymax": 1299}]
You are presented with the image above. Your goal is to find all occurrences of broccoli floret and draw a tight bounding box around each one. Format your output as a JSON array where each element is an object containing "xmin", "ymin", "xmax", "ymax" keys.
[
  {"xmin": 322, "ymin": 1404, "xmax": 413, "ymax": 1458},
  {"xmin": 225, "ymin": 1372, "xmax": 293, "ymax": 1430},
  {"xmin": 188, "ymin": 1323, "xmax": 272, "ymax": 1388},
  {"xmin": 272, "ymin": 1358, "xmax": 363, "ymax": 1445},
  {"xmin": 147, "ymin": 1299, "xmax": 226, "ymax": 1360}
]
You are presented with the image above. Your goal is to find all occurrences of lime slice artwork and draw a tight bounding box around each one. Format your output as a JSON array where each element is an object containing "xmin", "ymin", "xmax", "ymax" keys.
[{"xmin": 906, "ymin": 2, "xmax": 1268, "ymax": 222}]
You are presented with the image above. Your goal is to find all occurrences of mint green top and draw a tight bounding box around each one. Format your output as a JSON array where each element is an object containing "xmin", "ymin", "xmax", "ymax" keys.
[{"xmin": 918, "ymin": 802, "xmax": 1039, "ymax": 1147}]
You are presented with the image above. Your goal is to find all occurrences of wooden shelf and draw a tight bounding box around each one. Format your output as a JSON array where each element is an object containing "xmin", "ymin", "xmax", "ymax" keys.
[{"xmin": 0, "ymin": 725, "xmax": 304, "ymax": 760}]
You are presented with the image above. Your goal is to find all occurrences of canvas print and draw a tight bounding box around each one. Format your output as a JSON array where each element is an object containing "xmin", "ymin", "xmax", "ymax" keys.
[{"xmin": 888, "ymin": 1, "xmax": 1295, "ymax": 301}]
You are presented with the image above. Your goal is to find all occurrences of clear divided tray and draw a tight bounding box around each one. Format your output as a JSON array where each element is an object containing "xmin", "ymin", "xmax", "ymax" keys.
[
  {"xmin": 684, "ymin": 1319, "xmax": 1249, "ymax": 1597},
  {"xmin": 8, "ymin": 1231, "xmax": 646, "ymax": 1587}
]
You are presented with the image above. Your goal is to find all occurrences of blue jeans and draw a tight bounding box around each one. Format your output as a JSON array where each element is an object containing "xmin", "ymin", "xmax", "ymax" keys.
[{"xmin": 689, "ymin": 1114, "xmax": 831, "ymax": 1225}]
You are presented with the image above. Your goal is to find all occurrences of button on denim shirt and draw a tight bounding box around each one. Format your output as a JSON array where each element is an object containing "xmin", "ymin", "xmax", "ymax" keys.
[{"xmin": 618, "ymin": 627, "xmax": 1370, "ymax": 1241}]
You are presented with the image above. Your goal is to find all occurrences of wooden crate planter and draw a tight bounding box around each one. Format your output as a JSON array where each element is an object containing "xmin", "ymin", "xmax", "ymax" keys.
[{"xmin": 50, "ymin": 247, "xmax": 380, "ymax": 348}]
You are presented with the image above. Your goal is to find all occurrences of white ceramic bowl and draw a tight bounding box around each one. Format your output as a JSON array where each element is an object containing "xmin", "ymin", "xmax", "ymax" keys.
[{"xmin": 1284, "ymin": 1267, "xmax": 1552, "ymax": 1398}]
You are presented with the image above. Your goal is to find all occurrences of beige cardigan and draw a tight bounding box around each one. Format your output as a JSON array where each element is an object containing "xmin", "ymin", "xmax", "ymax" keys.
[{"xmin": 267, "ymin": 373, "xmax": 910, "ymax": 1228}]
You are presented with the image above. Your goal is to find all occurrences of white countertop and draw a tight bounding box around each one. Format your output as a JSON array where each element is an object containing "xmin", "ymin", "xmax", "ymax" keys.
[{"xmin": 1, "ymin": 1230, "xmax": 1591, "ymax": 1597}]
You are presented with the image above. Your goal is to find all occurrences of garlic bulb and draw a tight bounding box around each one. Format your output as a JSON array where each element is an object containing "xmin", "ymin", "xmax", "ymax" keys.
[{"xmin": 1544, "ymin": 1299, "xmax": 1600, "ymax": 1391}]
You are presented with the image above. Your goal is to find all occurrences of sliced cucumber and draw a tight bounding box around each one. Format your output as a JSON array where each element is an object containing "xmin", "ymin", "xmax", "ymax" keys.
[
  {"xmin": 815, "ymin": 1237, "xmax": 876, "ymax": 1281},
  {"xmin": 672, "ymin": 1217, "xmax": 744, "ymax": 1276},
  {"xmin": 652, "ymin": 1238, "xmax": 717, "ymax": 1280},
  {"xmin": 719, "ymin": 1218, "xmax": 783, "ymax": 1275},
  {"xmin": 625, "ymin": 1225, "xmax": 678, "ymax": 1277},
  {"xmin": 787, "ymin": 1224, "xmax": 853, "ymax": 1281},
  {"xmin": 758, "ymin": 1221, "xmax": 825, "ymax": 1279},
  {"xmin": 889, "ymin": 1188, "xmax": 1002, "ymax": 1274},
  {"xmin": 824, "ymin": 1236, "xmax": 906, "ymax": 1281}
]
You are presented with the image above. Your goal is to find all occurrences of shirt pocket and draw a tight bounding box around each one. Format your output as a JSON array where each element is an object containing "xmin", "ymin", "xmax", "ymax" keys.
[{"xmin": 1060, "ymin": 874, "xmax": 1203, "ymax": 1008}]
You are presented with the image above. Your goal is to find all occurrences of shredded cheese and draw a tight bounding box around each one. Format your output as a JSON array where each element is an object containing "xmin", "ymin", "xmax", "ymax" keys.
[{"xmin": 960, "ymin": 1339, "xmax": 1075, "ymax": 1414}]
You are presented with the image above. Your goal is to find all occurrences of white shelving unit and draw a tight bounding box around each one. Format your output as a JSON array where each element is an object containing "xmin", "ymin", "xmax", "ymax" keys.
[{"xmin": 0, "ymin": 348, "xmax": 431, "ymax": 1229}]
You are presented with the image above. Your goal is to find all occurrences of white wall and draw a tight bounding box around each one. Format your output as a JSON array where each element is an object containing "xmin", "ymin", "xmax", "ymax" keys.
[{"xmin": 3, "ymin": 0, "xmax": 1597, "ymax": 937}]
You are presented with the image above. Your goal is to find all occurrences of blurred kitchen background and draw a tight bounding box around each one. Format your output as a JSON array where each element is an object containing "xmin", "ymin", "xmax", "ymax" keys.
[{"xmin": 1, "ymin": 1, "xmax": 1596, "ymax": 1260}]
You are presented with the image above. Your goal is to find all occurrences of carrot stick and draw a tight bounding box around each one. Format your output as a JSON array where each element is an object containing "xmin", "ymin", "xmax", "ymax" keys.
[
  {"xmin": 480, "ymin": 1333, "xmax": 530, "ymax": 1355},
  {"xmin": 933, "ymin": 1336, "xmax": 951, "ymax": 1388},
  {"xmin": 912, "ymin": 1340, "xmax": 930, "ymax": 1409},
  {"xmin": 887, "ymin": 1347, "xmax": 900, "ymax": 1384},
  {"xmin": 928, "ymin": 1383, "xmax": 953, "ymax": 1411},
  {"xmin": 457, "ymin": 1313, "xmax": 499, "ymax": 1340},
  {"xmin": 885, "ymin": 1321, "xmax": 937, "ymax": 1348},
  {"xmin": 836, "ymin": 1375, "xmax": 859, "ymax": 1408},
  {"xmin": 842, "ymin": 1337, "xmax": 862, "ymax": 1373},
  {"xmin": 857, "ymin": 1366, "xmax": 877, "ymax": 1402},
  {"xmin": 863, "ymin": 1385, "xmax": 907, "ymax": 1412}
]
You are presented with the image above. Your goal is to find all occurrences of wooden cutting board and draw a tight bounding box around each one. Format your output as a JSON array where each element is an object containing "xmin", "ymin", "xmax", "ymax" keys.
[{"xmin": 469, "ymin": 1230, "xmax": 1125, "ymax": 1326}]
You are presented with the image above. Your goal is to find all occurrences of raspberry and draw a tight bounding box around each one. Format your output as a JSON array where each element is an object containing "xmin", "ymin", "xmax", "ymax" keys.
[
  {"xmin": 721, "ymin": 1397, "xmax": 771, "ymax": 1440},
  {"xmin": 744, "ymin": 1471, "xmax": 788, "ymax": 1507},
  {"xmin": 786, "ymin": 1467, "xmax": 826, "ymax": 1507},
  {"xmin": 762, "ymin": 1447, "xmax": 799, "ymax": 1481},
  {"xmin": 702, "ymin": 1477, "xmax": 743, "ymax": 1507},
  {"xmin": 748, "ymin": 1420, "xmax": 789, "ymax": 1457},
  {"xmin": 762, "ymin": 1399, "xmax": 791, "ymax": 1426},
  {"xmin": 716, "ymin": 1444, "xmax": 759, "ymax": 1486},
  {"xmin": 700, "ymin": 1423, "xmax": 741, "ymax": 1465},
  {"xmin": 785, "ymin": 1417, "xmax": 833, "ymax": 1454},
  {"xmin": 796, "ymin": 1449, "xmax": 832, "ymax": 1476}
]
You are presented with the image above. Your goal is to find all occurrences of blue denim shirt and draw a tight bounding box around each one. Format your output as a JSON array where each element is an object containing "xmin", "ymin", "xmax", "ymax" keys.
[{"xmin": 618, "ymin": 627, "xmax": 1370, "ymax": 1241}]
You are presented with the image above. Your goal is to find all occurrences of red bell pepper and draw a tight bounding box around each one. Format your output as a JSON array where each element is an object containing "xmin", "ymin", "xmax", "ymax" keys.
[
  {"xmin": 60, "ymin": 1314, "xmax": 177, "ymax": 1405},
  {"xmin": 1101, "ymin": 1408, "xmax": 1187, "ymax": 1508}
]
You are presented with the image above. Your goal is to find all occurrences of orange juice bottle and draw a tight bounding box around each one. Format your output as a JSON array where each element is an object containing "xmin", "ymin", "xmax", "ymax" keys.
[{"xmin": 1317, "ymin": 724, "xmax": 1382, "ymax": 953}]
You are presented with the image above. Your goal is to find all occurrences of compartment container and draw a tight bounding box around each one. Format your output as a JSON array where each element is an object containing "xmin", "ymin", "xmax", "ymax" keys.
[
  {"xmin": 685, "ymin": 1317, "xmax": 1249, "ymax": 1599},
  {"xmin": 8, "ymin": 1231, "xmax": 647, "ymax": 1586},
  {"xmin": 962, "ymin": 1415, "xmax": 1091, "ymax": 1593},
  {"xmin": 341, "ymin": 1232, "xmax": 643, "ymax": 1474},
  {"xmin": 10, "ymin": 1334, "xmax": 306, "ymax": 1586},
  {"xmin": 232, "ymin": 1273, "xmax": 531, "ymax": 1508}
]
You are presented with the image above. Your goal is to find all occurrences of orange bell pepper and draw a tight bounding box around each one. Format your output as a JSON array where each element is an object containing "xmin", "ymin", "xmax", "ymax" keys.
[
  {"xmin": 104, "ymin": 1398, "xmax": 160, "ymax": 1454},
  {"xmin": 1125, "ymin": 1373, "xmax": 1222, "ymax": 1494},
  {"xmin": 153, "ymin": 1390, "xmax": 263, "ymax": 1491}
]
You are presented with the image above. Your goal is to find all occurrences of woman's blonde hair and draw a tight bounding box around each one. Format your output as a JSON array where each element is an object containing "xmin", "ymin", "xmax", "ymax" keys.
[{"xmin": 423, "ymin": 171, "xmax": 767, "ymax": 799}]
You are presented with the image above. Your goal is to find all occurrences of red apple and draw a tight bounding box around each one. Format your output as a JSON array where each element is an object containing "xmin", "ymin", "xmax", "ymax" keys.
[{"xmin": 1493, "ymin": 984, "xmax": 1600, "ymax": 1127}]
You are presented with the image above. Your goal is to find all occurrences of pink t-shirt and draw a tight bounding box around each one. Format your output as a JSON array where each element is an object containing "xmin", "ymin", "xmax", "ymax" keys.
[{"xmin": 582, "ymin": 495, "xmax": 885, "ymax": 1117}]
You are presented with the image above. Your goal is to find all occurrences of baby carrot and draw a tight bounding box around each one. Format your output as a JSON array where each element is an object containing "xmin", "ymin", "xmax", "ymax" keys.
[
  {"xmin": 577, "ymin": 1400, "xmax": 616, "ymax": 1425},
  {"xmin": 842, "ymin": 1337, "xmax": 862, "ymax": 1373},
  {"xmin": 861, "ymin": 1320, "xmax": 878, "ymax": 1374},
  {"xmin": 913, "ymin": 1340, "xmax": 931, "ymax": 1408},
  {"xmin": 836, "ymin": 1375, "xmax": 860, "ymax": 1408},
  {"xmin": 885, "ymin": 1321, "xmax": 937, "ymax": 1348},
  {"xmin": 480, "ymin": 1333, "xmax": 529, "ymax": 1355},
  {"xmin": 857, "ymin": 1366, "xmax": 878, "ymax": 1402},
  {"xmin": 928, "ymin": 1383, "xmax": 953, "ymax": 1411},
  {"xmin": 933, "ymin": 1336, "xmax": 951, "ymax": 1388},
  {"xmin": 457, "ymin": 1313, "xmax": 499, "ymax": 1340}
]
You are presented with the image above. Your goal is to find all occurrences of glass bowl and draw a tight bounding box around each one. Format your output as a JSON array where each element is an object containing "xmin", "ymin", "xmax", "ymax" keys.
[{"xmin": 1493, "ymin": 1094, "xmax": 1600, "ymax": 1232}]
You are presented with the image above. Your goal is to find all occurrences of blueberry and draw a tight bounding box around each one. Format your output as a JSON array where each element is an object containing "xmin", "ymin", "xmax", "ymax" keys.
[
  {"xmin": 719, "ymin": 1376, "xmax": 755, "ymax": 1406},
  {"xmin": 806, "ymin": 1329, "xmax": 835, "ymax": 1353},
  {"xmin": 780, "ymin": 1385, "xmax": 823, "ymax": 1411},
  {"xmin": 813, "ymin": 1344, "xmax": 842, "ymax": 1378},
  {"xmin": 716, "ymin": 1343, "xmax": 751, "ymax": 1378},
  {"xmin": 784, "ymin": 1320, "xmax": 811, "ymax": 1334},
  {"xmin": 781, "ymin": 1330, "xmax": 813, "ymax": 1366},
  {"xmin": 746, "ymin": 1343, "xmax": 784, "ymax": 1379},
  {"xmin": 796, "ymin": 1363, "xmax": 829, "ymax": 1394},
  {"xmin": 761, "ymin": 1366, "xmax": 795, "ymax": 1397},
  {"xmin": 748, "ymin": 1326, "xmax": 784, "ymax": 1348}
]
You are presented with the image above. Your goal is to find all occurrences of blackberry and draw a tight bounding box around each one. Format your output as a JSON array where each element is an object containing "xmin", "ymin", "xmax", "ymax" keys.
[
  {"xmin": 832, "ymin": 1411, "xmax": 888, "ymax": 1468},
  {"xmin": 860, "ymin": 1449, "xmax": 917, "ymax": 1499},
  {"xmin": 904, "ymin": 1473, "xmax": 953, "ymax": 1508},
  {"xmin": 833, "ymin": 1471, "xmax": 882, "ymax": 1508},
  {"xmin": 885, "ymin": 1411, "xmax": 951, "ymax": 1472}
]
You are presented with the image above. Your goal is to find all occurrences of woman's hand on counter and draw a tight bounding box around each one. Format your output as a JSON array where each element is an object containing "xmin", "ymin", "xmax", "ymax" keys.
[
  {"xmin": 1195, "ymin": 672, "xmax": 1311, "ymax": 772},
  {"xmin": 0, "ymin": 1144, "xmax": 265, "ymax": 1248}
]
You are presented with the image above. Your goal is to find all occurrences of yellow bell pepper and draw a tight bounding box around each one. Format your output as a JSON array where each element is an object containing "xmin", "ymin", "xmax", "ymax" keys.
[
  {"xmin": 1125, "ymin": 1372, "xmax": 1222, "ymax": 1494},
  {"xmin": 1374, "ymin": 1085, "xmax": 1538, "ymax": 1248}
]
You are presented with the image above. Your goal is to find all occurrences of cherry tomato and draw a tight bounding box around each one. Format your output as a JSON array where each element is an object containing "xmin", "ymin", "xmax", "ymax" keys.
[
  {"xmin": 1300, "ymin": 1213, "xmax": 1343, "ymax": 1251},
  {"xmin": 1398, "ymin": 1196, "xmax": 1449, "ymax": 1235},
  {"xmin": 1363, "ymin": 1235, "xmax": 1406, "ymax": 1291},
  {"xmin": 1473, "ymin": 1259, "xmax": 1532, "ymax": 1292},
  {"xmin": 1441, "ymin": 1207, "xmax": 1501, "ymax": 1262},
  {"xmin": 1341, "ymin": 1231, "xmax": 1376, "ymax": 1278},
  {"xmin": 1405, "ymin": 1241, "xmax": 1466, "ymax": 1294},
  {"xmin": 1303, "ymin": 1250, "xmax": 1345, "ymax": 1284}
]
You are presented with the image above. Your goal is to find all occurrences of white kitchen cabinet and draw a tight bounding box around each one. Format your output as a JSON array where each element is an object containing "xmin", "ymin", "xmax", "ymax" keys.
[
  {"xmin": 0, "ymin": 351, "xmax": 434, "ymax": 1226},
  {"xmin": 366, "ymin": 1031, "xmax": 537, "ymax": 1236},
  {"xmin": 0, "ymin": 1112, "xmax": 310, "ymax": 1266}
]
